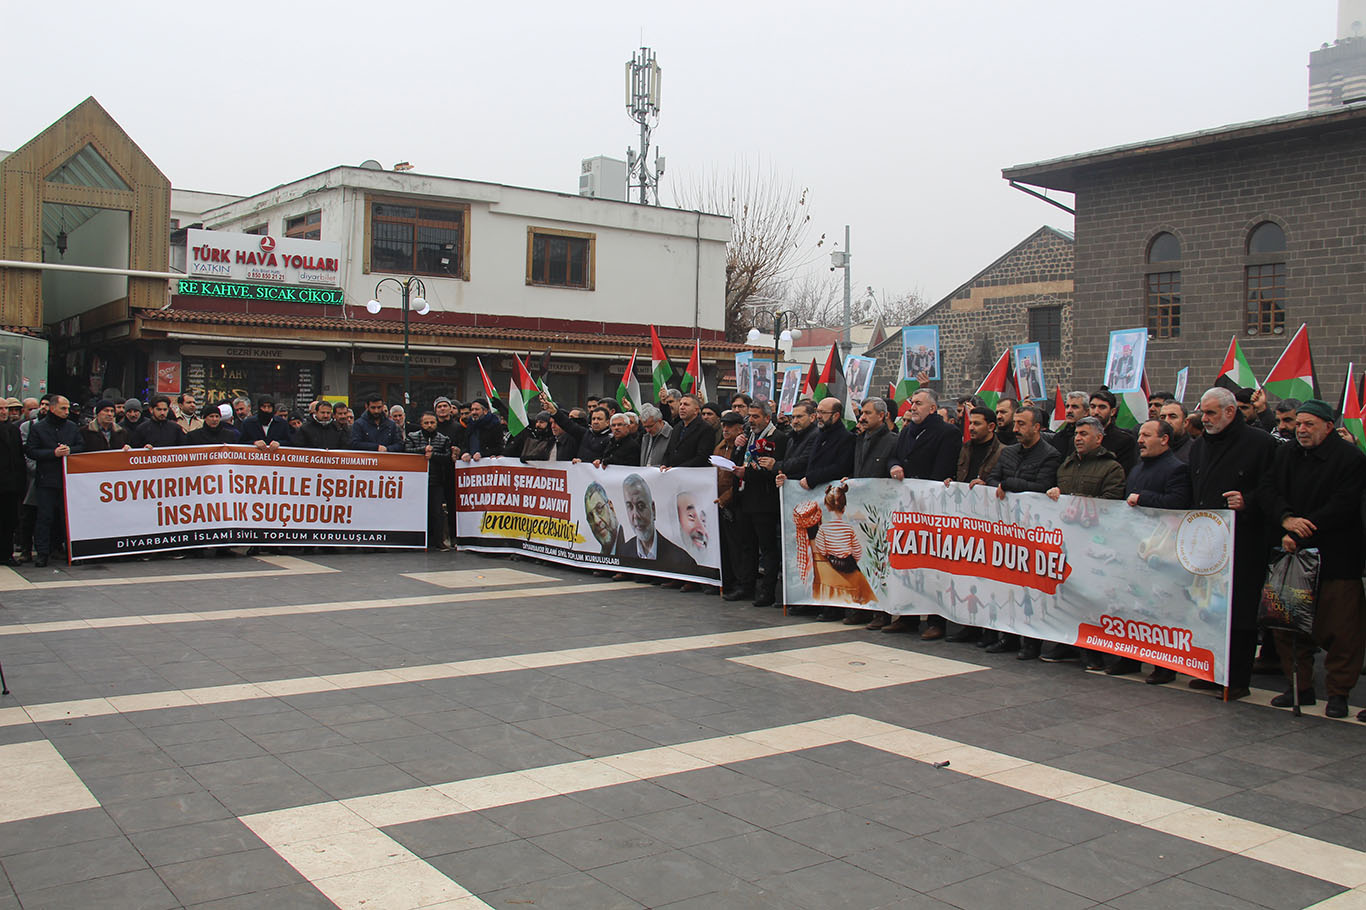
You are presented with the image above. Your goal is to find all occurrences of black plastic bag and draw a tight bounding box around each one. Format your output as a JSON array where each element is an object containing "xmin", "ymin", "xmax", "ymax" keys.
[{"xmin": 1258, "ymin": 547, "xmax": 1320, "ymax": 636}]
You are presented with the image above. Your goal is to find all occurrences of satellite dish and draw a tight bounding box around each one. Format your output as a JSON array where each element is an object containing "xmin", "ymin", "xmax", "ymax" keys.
[{"xmin": 359, "ymin": 159, "xmax": 383, "ymax": 170}]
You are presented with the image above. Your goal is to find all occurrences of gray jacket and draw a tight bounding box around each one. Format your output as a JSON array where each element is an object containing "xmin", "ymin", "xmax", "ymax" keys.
[{"xmin": 639, "ymin": 422, "xmax": 672, "ymax": 466}]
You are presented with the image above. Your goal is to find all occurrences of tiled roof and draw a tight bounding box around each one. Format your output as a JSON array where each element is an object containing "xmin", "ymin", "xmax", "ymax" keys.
[{"xmin": 139, "ymin": 309, "xmax": 758, "ymax": 352}]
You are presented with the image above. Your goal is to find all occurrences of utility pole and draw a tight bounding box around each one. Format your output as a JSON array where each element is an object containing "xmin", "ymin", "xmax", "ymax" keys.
[{"xmin": 830, "ymin": 225, "xmax": 852, "ymax": 355}]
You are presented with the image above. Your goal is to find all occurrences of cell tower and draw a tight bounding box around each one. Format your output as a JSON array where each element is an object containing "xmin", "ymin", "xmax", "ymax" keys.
[{"xmin": 625, "ymin": 47, "xmax": 664, "ymax": 205}]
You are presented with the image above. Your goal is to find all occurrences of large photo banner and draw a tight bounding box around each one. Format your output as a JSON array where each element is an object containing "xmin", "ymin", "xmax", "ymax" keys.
[
  {"xmin": 781, "ymin": 479, "xmax": 1236, "ymax": 683},
  {"xmin": 454, "ymin": 458, "xmax": 720, "ymax": 585},
  {"xmin": 64, "ymin": 446, "xmax": 429, "ymax": 559}
]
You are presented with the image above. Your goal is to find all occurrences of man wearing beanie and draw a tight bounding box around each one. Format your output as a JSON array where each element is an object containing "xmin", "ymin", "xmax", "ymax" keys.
[
  {"xmin": 1261, "ymin": 398, "xmax": 1366, "ymax": 718},
  {"xmin": 81, "ymin": 400, "xmax": 129, "ymax": 451},
  {"xmin": 118, "ymin": 399, "xmax": 144, "ymax": 434},
  {"xmin": 187, "ymin": 404, "xmax": 242, "ymax": 445}
]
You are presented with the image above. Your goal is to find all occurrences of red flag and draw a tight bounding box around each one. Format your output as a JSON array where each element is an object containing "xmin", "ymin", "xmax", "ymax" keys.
[
  {"xmin": 476, "ymin": 357, "xmax": 500, "ymax": 401},
  {"xmin": 800, "ymin": 358, "xmax": 819, "ymax": 398}
]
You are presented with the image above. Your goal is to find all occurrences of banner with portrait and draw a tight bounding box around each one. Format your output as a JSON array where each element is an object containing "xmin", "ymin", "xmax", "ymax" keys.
[
  {"xmin": 781, "ymin": 478, "xmax": 1236, "ymax": 683},
  {"xmin": 64, "ymin": 446, "xmax": 430, "ymax": 559},
  {"xmin": 454, "ymin": 458, "xmax": 720, "ymax": 584}
]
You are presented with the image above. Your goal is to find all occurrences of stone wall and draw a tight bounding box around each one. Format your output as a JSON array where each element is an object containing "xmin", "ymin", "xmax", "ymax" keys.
[
  {"xmin": 868, "ymin": 226, "xmax": 1075, "ymax": 400},
  {"xmin": 1071, "ymin": 125, "xmax": 1366, "ymax": 401}
]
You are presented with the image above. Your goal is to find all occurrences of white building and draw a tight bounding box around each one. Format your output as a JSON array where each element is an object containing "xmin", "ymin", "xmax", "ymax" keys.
[{"xmin": 154, "ymin": 164, "xmax": 736, "ymax": 408}]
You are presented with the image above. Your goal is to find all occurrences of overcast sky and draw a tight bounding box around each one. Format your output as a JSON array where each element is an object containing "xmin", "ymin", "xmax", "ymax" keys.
[{"xmin": 3, "ymin": 1, "xmax": 1336, "ymax": 311}]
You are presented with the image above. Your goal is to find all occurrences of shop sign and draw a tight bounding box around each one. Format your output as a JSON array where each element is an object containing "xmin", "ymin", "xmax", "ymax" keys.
[
  {"xmin": 155, "ymin": 361, "xmax": 182, "ymax": 395},
  {"xmin": 180, "ymin": 343, "xmax": 327, "ymax": 362},
  {"xmin": 359, "ymin": 351, "xmax": 457, "ymax": 368},
  {"xmin": 176, "ymin": 279, "xmax": 344, "ymax": 306},
  {"xmin": 186, "ymin": 229, "xmax": 341, "ymax": 287}
]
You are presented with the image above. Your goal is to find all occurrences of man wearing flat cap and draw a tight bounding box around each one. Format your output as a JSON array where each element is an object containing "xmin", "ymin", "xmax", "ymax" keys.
[{"xmin": 1260, "ymin": 399, "xmax": 1366, "ymax": 718}]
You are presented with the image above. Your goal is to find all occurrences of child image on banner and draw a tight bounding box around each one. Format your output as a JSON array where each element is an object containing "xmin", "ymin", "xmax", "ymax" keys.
[{"xmin": 792, "ymin": 482, "xmax": 876, "ymax": 604}]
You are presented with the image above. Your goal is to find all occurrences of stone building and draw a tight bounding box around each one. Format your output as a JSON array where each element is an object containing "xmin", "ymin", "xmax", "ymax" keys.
[
  {"xmin": 1003, "ymin": 103, "xmax": 1366, "ymax": 401},
  {"xmin": 865, "ymin": 226, "xmax": 1074, "ymax": 398}
]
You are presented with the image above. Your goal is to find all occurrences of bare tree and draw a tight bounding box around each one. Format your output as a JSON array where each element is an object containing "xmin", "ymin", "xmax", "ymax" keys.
[
  {"xmin": 672, "ymin": 162, "xmax": 822, "ymax": 340},
  {"xmin": 775, "ymin": 278, "xmax": 930, "ymax": 330}
]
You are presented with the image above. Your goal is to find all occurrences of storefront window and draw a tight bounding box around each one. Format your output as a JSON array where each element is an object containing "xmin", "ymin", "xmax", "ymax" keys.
[{"xmin": 184, "ymin": 358, "xmax": 320, "ymax": 414}]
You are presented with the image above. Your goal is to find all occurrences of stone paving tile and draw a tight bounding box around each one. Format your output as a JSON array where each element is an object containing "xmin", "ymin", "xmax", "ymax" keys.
[{"xmin": 2, "ymin": 551, "xmax": 1364, "ymax": 909}]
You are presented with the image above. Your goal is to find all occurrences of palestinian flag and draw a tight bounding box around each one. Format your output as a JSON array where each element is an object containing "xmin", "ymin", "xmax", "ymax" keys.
[
  {"xmin": 616, "ymin": 350, "xmax": 642, "ymax": 413},
  {"xmin": 812, "ymin": 342, "xmax": 846, "ymax": 402},
  {"xmin": 1214, "ymin": 336, "xmax": 1259, "ymax": 392},
  {"xmin": 800, "ymin": 358, "xmax": 819, "ymax": 398},
  {"xmin": 893, "ymin": 366, "xmax": 920, "ymax": 418},
  {"xmin": 974, "ymin": 349, "xmax": 1014, "ymax": 411},
  {"xmin": 476, "ymin": 357, "xmax": 501, "ymax": 402},
  {"xmin": 1049, "ymin": 386, "xmax": 1066, "ymax": 432},
  {"xmin": 649, "ymin": 327, "xmax": 675, "ymax": 402},
  {"xmin": 1115, "ymin": 370, "xmax": 1151, "ymax": 430},
  {"xmin": 1263, "ymin": 323, "xmax": 1319, "ymax": 401},
  {"xmin": 1341, "ymin": 364, "xmax": 1366, "ymax": 454},
  {"xmin": 681, "ymin": 340, "xmax": 707, "ymax": 402},
  {"xmin": 506, "ymin": 354, "xmax": 540, "ymax": 437}
]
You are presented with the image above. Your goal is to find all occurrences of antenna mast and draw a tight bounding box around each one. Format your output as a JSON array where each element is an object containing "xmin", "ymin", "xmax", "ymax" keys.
[{"xmin": 625, "ymin": 47, "xmax": 663, "ymax": 205}]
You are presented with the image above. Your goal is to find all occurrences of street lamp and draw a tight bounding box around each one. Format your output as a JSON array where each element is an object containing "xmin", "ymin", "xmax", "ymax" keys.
[{"xmin": 366, "ymin": 276, "xmax": 430, "ymax": 407}]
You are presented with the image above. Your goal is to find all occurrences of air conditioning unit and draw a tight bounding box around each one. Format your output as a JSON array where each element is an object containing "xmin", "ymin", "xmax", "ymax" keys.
[{"xmin": 579, "ymin": 156, "xmax": 628, "ymax": 201}]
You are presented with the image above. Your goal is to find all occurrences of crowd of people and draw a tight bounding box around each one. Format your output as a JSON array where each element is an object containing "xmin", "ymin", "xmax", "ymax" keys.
[{"xmin": 7, "ymin": 376, "xmax": 1363, "ymax": 719}]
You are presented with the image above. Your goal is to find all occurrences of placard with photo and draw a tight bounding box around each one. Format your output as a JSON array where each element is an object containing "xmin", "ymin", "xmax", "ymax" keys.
[
  {"xmin": 902, "ymin": 325, "xmax": 940, "ymax": 380},
  {"xmin": 843, "ymin": 355, "xmax": 876, "ymax": 400},
  {"xmin": 1104, "ymin": 329, "xmax": 1148, "ymax": 394},
  {"xmin": 734, "ymin": 351, "xmax": 753, "ymax": 396},
  {"xmin": 1011, "ymin": 342, "xmax": 1046, "ymax": 402}
]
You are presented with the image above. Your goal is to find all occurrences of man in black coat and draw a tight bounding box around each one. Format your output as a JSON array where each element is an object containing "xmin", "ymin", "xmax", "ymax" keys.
[
  {"xmin": 729, "ymin": 400, "xmax": 787, "ymax": 606},
  {"xmin": 1260, "ymin": 399, "xmax": 1366, "ymax": 717},
  {"xmin": 294, "ymin": 401, "xmax": 348, "ymax": 449},
  {"xmin": 779, "ymin": 399, "xmax": 818, "ymax": 480},
  {"xmin": 662, "ymin": 395, "xmax": 712, "ymax": 468},
  {"xmin": 890, "ymin": 388, "xmax": 962, "ymax": 484},
  {"xmin": 1089, "ymin": 388, "xmax": 1137, "ymax": 473},
  {"xmin": 187, "ymin": 405, "xmax": 242, "ymax": 445},
  {"xmin": 788, "ymin": 397, "xmax": 855, "ymax": 491},
  {"xmin": 596, "ymin": 413, "xmax": 642, "ymax": 467},
  {"xmin": 1187, "ymin": 387, "xmax": 1277, "ymax": 699},
  {"xmin": 130, "ymin": 396, "xmax": 188, "ymax": 449},
  {"xmin": 24, "ymin": 395, "xmax": 83, "ymax": 567},
  {"xmin": 0, "ymin": 405, "xmax": 25, "ymax": 565},
  {"xmin": 238, "ymin": 397, "xmax": 294, "ymax": 449},
  {"xmin": 978, "ymin": 405, "xmax": 1061, "ymax": 659},
  {"xmin": 853, "ymin": 399, "xmax": 897, "ymax": 480}
]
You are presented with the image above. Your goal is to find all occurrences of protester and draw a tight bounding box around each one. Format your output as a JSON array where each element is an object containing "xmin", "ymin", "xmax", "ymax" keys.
[
  {"xmin": 187, "ymin": 404, "xmax": 242, "ymax": 445},
  {"xmin": 1187, "ymin": 387, "xmax": 1276, "ymax": 700},
  {"xmin": 1088, "ymin": 388, "xmax": 1137, "ymax": 472},
  {"xmin": 0, "ymin": 403, "xmax": 23, "ymax": 566},
  {"xmin": 596, "ymin": 413, "xmax": 641, "ymax": 467},
  {"xmin": 238, "ymin": 397, "xmax": 292, "ymax": 449},
  {"xmin": 295, "ymin": 401, "xmax": 347, "ymax": 449},
  {"xmin": 662, "ymin": 394, "xmax": 712, "ymax": 468},
  {"xmin": 538, "ymin": 397, "xmax": 581, "ymax": 462},
  {"xmin": 129, "ymin": 396, "xmax": 188, "ymax": 449},
  {"xmin": 406, "ymin": 411, "xmax": 454, "ymax": 551},
  {"xmin": 81, "ymin": 400, "xmax": 129, "ymax": 451},
  {"xmin": 715, "ymin": 411, "xmax": 745, "ymax": 598},
  {"xmin": 850, "ymin": 398, "xmax": 896, "ymax": 629},
  {"xmin": 119, "ymin": 399, "xmax": 144, "ymax": 434},
  {"xmin": 25, "ymin": 395, "xmax": 82, "ymax": 567},
  {"xmin": 174, "ymin": 392, "xmax": 203, "ymax": 433},
  {"xmin": 1045, "ymin": 416, "xmax": 1126, "ymax": 669},
  {"xmin": 638, "ymin": 403, "xmax": 672, "ymax": 466},
  {"xmin": 353, "ymin": 396, "xmax": 404, "ymax": 452},
  {"xmin": 730, "ymin": 399, "xmax": 786, "ymax": 605},
  {"xmin": 976, "ymin": 405, "xmax": 1060, "ymax": 659},
  {"xmin": 1261, "ymin": 399, "xmax": 1366, "ymax": 717},
  {"xmin": 1158, "ymin": 400, "xmax": 1192, "ymax": 463},
  {"xmin": 995, "ymin": 397, "xmax": 1019, "ymax": 446},
  {"xmin": 1272, "ymin": 399, "xmax": 1300, "ymax": 442},
  {"xmin": 1049, "ymin": 391, "xmax": 1089, "ymax": 456}
]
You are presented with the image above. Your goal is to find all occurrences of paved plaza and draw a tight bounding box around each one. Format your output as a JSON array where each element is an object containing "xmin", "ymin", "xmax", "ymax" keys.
[{"xmin": 0, "ymin": 551, "xmax": 1363, "ymax": 909}]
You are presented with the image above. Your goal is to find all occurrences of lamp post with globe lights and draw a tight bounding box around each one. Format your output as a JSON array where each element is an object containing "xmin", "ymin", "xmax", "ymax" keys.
[
  {"xmin": 747, "ymin": 310, "xmax": 799, "ymax": 401},
  {"xmin": 366, "ymin": 277, "xmax": 430, "ymax": 407}
]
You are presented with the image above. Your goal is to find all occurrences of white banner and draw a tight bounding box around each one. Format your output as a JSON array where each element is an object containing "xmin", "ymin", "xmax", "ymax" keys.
[
  {"xmin": 782, "ymin": 478, "xmax": 1235, "ymax": 684},
  {"xmin": 63, "ymin": 446, "xmax": 428, "ymax": 559},
  {"xmin": 454, "ymin": 458, "xmax": 721, "ymax": 584}
]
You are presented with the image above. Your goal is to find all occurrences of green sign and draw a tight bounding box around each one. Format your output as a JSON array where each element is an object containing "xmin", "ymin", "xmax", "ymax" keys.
[{"xmin": 175, "ymin": 279, "xmax": 344, "ymax": 306}]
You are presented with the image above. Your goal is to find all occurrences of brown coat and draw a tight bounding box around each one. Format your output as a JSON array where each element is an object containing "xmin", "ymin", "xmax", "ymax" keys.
[
  {"xmin": 715, "ymin": 439, "xmax": 740, "ymax": 509},
  {"xmin": 955, "ymin": 436, "xmax": 1003, "ymax": 483}
]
